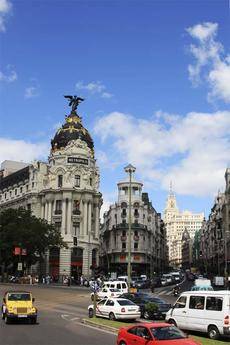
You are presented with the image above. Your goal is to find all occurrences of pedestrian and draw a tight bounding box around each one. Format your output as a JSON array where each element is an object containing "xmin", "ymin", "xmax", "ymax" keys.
[{"xmin": 80, "ymin": 275, "xmax": 84, "ymax": 286}]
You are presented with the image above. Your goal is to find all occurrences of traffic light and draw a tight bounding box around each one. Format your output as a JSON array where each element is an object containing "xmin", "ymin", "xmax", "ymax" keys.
[{"xmin": 73, "ymin": 237, "xmax": 78, "ymax": 246}]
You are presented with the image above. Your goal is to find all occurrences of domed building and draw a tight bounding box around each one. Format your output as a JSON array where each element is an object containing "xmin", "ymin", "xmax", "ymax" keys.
[{"xmin": 0, "ymin": 97, "xmax": 102, "ymax": 281}]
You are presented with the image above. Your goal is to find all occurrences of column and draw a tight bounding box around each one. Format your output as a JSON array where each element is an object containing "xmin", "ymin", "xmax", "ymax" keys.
[
  {"xmin": 41, "ymin": 202, "xmax": 45, "ymax": 219},
  {"xmin": 95, "ymin": 205, "xmax": 99, "ymax": 239},
  {"xmin": 83, "ymin": 201, "xmax": 88, "ymax": 236},
  {"xmin": 80, "ymin": 200, "xmax": 83, "ymax": 236},
  {"xmin": 59, "ymin": 247, "xmax": 71, "ymax": 281},
  {"xmin": 47, "ymin": 201, "xmax": 52, "ymax": 223},
  {"xmin": 61, "ymin": 199, "xmax": 67, "ymax": 235},
  {"xmin": 45, "ymin": 201, "xmax": 48, "ymax": 220},
  {"xmin": 66, "ymin": 198, "xmax": 72, "ymax": 236},
  {"xmin": 88, "ymin": 201, "xmax": 92, "ymax": 235}
]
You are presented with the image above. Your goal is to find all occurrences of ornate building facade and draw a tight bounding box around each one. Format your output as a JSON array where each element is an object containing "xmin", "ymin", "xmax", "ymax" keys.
[
  {"xmin": 163, "ymin": 187, "xmax": 204, "ymax": 267},
  {"xmin": 100, "ymin": 178, "xmax": 167, "ymax": 276},
  {"xmin": 0, "ymin": 99, "xmax": 102, "ymax": 280}
]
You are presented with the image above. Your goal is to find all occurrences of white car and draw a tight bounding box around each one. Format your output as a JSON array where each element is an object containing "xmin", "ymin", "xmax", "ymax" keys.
[
  {"xmin": 88, "ymin": 298, "xmax": 140, "ymax": 320},
  {"xmin": 91, "ymin": 287, "xmax": 121, "ymax": 301}
]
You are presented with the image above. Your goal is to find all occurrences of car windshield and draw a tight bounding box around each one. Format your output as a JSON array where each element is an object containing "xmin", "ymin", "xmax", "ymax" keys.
[
  {"xmin": 151, "ymin": 326, "xmax": 186, "ymax": 340},
  {"xmin": 117, "ymin": 299, "xmax": 135, "ymax": 306},
  {"xmin": 7, "ymin": 293, "xmax": 31, "ymax": 301}
]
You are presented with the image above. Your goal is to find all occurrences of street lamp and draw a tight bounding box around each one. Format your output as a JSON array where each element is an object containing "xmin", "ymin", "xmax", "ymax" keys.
[{"xmin": 124, "ymin": 163, "xmax": 136, "ymax": 291}]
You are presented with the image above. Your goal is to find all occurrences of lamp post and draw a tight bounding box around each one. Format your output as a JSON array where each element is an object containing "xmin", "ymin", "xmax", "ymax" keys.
[{"xmin": 124, "ymin": 164, "xmax": 136, "ymax": 291}]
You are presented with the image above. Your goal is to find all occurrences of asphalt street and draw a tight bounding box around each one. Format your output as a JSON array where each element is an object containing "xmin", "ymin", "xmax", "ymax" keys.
[{"xmin": 0, "ymin": 280, "xmax": 190, "ymax": 345}]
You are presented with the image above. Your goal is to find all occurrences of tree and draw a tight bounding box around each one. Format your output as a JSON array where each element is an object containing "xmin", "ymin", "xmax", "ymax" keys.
[{"xmin": 0, "ymin": 207, "xmax": 66, "ymax": 275}]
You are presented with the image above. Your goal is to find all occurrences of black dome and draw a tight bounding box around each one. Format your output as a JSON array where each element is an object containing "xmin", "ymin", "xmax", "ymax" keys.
[{"xmin": 51, "ymin": 113, "xmax": 94, "ymax": 152}]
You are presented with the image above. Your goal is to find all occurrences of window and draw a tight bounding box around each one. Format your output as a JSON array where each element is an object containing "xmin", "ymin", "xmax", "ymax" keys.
[
  {"xmin": 134, "ymin": 230, "xmax": 138, "ymax": 236},
  {"xmin": 128, "ymin": 327, "xmax": 137, "ymax": 335},
  {"xmin": 90, "ymin": 177, "xmax": 92, "ymax": 186},
  {"xmin": 32, "ymin": 182, "xmax": 34, "ymax": 188},
  {"xmin": 55, "ymin": 222, "xmax": 61, "ymax": 232},
  {"xmin": 72, "ymin": 222, "xmax": 80, "ymax": 236},
  {"xmin": 135, "ymin": 327, "xmax": 151, "ymax": 339},
  {"xmin": 97, "ymin": 300, "xmax": 106, "ymax": 306},
  {"xmin": 206, "ymin": 297, "xmax": 223, "ymax": 311},
  {"xmin": 122, "ymin": 283, "xmax": 127, "ymax": 289},
  {"xmin": 10, "ymin": 191, "xmax": 12, "ymax": 197},
  {"xmin": 15, "ymin": 189, "xmax": 17, "ymax": 195},
  {"xmin": 27, "ymin": 204, "xmax": 31, "ymax": 211},
  {"xmin": 134, "ymin": 242, "xmax": 138, "ymax": 249},
  {"xmin": 122, "ymin": 230, "xmax": 126, "ymax": 237},
  {"xmin": 75, "ymin": 175, "xmax": 80, "ymax": 187},
  {"xmin": 105, "ymin": 300, "xmax": 114, "ymax": 306},
  {"xmin": 122, "ymin": 242, "xmax": 126, "ymax": 249},
  {"xmin": 174, "ymin": 296, "xmax": 187, "ymax": 308},
  {"xmin": 55, "ymin": 200, "xmax": 62, "ymax": 214},
  {"xmin": 5, "ymin": 193, "xmax": 7, "ymax": 199},
  {"xmin": 189, "ymin": 296, "xmax": 205, "ymax": 310},
  {"xmin": 58, "ymin": 175, "xmax": 63, "ymax": 188},
  {"xmin": 117, "ymin": 283, "xmax": 121, "ymax": 289},
  {"xmin": 20, "ymin": 187, "xmax": 23, "ymax": 193}
]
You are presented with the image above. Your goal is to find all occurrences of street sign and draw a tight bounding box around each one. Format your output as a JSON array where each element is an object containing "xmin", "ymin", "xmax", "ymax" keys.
[
  {"xmin": 14, "ymin": 247, "xmax": 21, "ymax": 255},
  {"xmin": 18, "ymin": 262, "xmax": 23, "ymax": 271}
]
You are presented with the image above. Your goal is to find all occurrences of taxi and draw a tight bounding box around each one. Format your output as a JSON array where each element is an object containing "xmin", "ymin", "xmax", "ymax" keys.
[{"xmin": 1, "ymin": 291, "xmax": 37, "ymax": 324}]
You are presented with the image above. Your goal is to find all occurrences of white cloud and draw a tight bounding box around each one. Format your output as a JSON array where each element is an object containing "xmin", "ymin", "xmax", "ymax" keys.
[
  {"xmin": 94, "ymin": 110, "xmax": 230, "ymax": 197},
  {"xmin": 75, "ymin": 80, "xmax": 113, "ymax": 99},
  {"xmin": 0, "ymin": 0, "xmax": 12, "ymax": 32},
  {"xmin": 24, "ymin": 86, "xmax": 39, "ymax": 99},
  {"xmin": 0, "ymin": 138, "xmax": 49, "ymax": 163},
  {"xmin": 0, "ymin": 67, "xmax": 17, "ymax": 82},
  {"xmin": 186, "ymin": 22, "xmax": 230, "ymax": 103}
]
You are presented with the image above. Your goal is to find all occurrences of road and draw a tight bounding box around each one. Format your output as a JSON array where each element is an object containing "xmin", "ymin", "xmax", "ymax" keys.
[
  {"xmin": 0, "ymin": 280, "xmax": 191, "ymax": 345},
  {"xmin": 0, "ymin": 284, "xmax": 116, "ymax": 345}
]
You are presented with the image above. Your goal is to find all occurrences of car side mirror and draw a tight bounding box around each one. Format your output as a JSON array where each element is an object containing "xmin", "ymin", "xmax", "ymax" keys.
[
  {"xmin": 32, "ymin": 297, "xmax": 35, "ymax": 302},
  {"xmin": 3, "ymin": 298, "xmax": 6, "ymax": 303}
]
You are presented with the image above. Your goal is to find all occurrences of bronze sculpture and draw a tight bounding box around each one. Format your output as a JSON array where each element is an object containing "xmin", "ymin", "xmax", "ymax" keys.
[{"xmin": 64, "ymin": 95, "xmax": 84, "ymax": 113}]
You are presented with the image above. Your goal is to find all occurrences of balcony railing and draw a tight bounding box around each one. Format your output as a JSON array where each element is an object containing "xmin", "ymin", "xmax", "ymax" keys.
[
  {"xmin": 73, "ymin": 209, "xmax": 81, "ymax": 215},
  {"xmin": 54, "ymin": 209, "xmax": 62, "ymax": 215},
  {"xmin": 120, "ymin": 236, "xmax": 127, "ymax": 241},
  {"xmin": 134, "ymin": 235, "xmax": 139, "ymax": 241}
]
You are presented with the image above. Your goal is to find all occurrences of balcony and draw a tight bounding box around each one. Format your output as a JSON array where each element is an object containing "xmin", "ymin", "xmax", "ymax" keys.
[
  {"xmin": 133, "ymin": 235, "xmax": 139, "ymax": 241},
  {"xmin": 73, "ymin": 209, "xmax": 81, "ymax": 215},
  {"xmin": 54, "ymin": 209, "xmax": 62, "ymax": 215},
  {"xmin": 120, "ymin": 236, "xmax": 127, "ymax": 241}
]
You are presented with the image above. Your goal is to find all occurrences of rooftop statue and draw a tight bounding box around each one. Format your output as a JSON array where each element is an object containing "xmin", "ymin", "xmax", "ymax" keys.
[{"xmin": 64, "ymin": 95, "xmax": 84, "ymax": 113}]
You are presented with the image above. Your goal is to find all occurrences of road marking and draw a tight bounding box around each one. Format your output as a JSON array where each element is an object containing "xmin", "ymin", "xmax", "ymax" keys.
[{"xmin": 70, "ymin": 317, "xmax": 80, "ymax": 321}]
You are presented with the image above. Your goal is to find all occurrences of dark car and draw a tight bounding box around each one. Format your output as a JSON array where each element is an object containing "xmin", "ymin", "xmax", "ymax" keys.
[
  {"xmin": 119, "ymin": 292, "xmax": 171, "ymax": 320},
  {"xmin": 134, "ymin": 280, "xmax": 151, "ymax": 289}
]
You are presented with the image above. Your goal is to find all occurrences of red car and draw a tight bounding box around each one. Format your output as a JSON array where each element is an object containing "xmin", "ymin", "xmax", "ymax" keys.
[{"xmin": 117, "ymin": 322, "xmax": 201, "ymax": 345}]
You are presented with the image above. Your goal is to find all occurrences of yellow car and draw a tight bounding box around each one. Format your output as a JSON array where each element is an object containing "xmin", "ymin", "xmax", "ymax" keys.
[{"xmin": 1, "ymin": 291, "xmax": 37, "ymax": 324}]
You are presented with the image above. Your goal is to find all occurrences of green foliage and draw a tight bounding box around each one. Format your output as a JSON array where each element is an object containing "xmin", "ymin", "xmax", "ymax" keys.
[
  {"xmin": 145, "ymin": 302, "xmax": 158, "ymax": 313},
  {"xmin": 0, "ymin": 207, "xmax": 66, "ymax": 271}
]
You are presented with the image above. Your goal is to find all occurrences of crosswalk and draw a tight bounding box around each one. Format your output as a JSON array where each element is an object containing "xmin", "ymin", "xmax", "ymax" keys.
[{"xmin": 155, "ymin": 289, "xmax": 173, "ymax": 296}]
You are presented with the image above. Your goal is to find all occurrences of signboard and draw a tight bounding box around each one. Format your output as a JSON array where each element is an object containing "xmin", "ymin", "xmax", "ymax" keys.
[
  {"xmin": 67, "ymin": 157, "xmax": 88, "ymax": 165},
  {"xmin": 14, "ymin": 247, "xmax": 21, "ymax": 255},
  {"xmin": 21, "ymin": 249, "xmax": 27, "ymax": 256},
  {"xmin": 17, "ymin": 263, "xmax": 23, "ymax": 271}
]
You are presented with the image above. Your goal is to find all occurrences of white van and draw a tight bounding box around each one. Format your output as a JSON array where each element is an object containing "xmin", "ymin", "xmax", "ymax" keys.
[
  {"xmin": 165, "ymin": 290, "xmax": 230, "ymax": 340},
  {"xmin": 102, "ymin": 281, "xmax": 128, "ymax": 294}
]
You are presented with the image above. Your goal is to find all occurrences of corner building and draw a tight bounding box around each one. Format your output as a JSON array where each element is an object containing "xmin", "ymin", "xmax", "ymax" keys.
[{"xmin": 0, "ymin": 104, "xmax": 102, "ymax": 280}]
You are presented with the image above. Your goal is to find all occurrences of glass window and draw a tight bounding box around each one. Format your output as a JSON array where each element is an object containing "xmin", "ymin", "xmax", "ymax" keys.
[
  {"xmin": 75, "ymin": 175, "xmax": 80, "ymax": 187},
  {"xmin": 117, "ymin": 300, "xmax": 135, "ymax": 306},
  {"xmin": 55, "ymin": 200, "xmax": 62, "ymax": 213},
  {"xmin": 90, "ymin": 177, "xmax": 92, "ymax": 186},
  {"xmin": 151, "ymin": 326, "xmax": 186, "ymax": 340},
  {"xmin": 206, "ymin": 297, "xmax": 223, "ymax": 311},
  {"xmin": 189, "ymin": 296, "xmax": 205, "ymax": 310},
  {"xmin": 174, "ymin": 296, "xmax": 187, "ymax": 308},
  {"xmin": 58, "ymin": 175, "xmax": 63, "ymax": 187},
  {"xmin": 122, "ymin": 242, "xmax": 126, "ymax": 249},
  {"xmin": 15, "ymin": 189, "xmax": 17, "ymax": 195},
  {"xmin": 8, "ymin": 293, "xmax": 31, "ymax": 301},
  {"xmin": 72, "ymin": 222, "xmax": 80, "ymax": 236},
  {"xmin": 135, "ymin": 327, "xmax": 151, "ymax": 338},
  {"xmin": 128, "ymin": 327, "xmax": 137, "ymax": 335},
  {"xmin": 117, "ymin": 283, "xmax": 121, "ymax": 289},
  {"xmin": 105, "ymin": 300, "xmax": 114, "ymax": 306},
  {"xmin": 122, "ymin": 283, "xmax": 127, "ymax": 289},
  {"xmin": 134, "ymin": 242, "xmax": 138, "ymax": 249},
  {"xmin": 97, "ymin": 300, "xmax": 106, "ymax": 306}
]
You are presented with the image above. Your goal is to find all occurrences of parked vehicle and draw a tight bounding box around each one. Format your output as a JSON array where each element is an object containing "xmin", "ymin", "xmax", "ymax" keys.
[
  {"xmin": 88, "ymin": 298, "xmax": 140, "ymax": 320},
  {"xmin": 102, "ymin": 281, "xmax": 128, "ymax": 294},
  {"xmin": 119, "ymin": 292, "xmax": 171, "ymax": 319},
  {"xmin": 134, "ymin": 280, "xmax": 150, "ymax": 289},
  {"xmin": 171, "ymin": 272, "xmax": 181, "ymax": 283},
  {"xmin": 162, "ymin": 274, "xmax": 173, "ymax": 285},
  {"xmin": 166, "ymin": 290, "xmax": 230, "ymax": 340},
  {"xmin": 1, "ymin": 291, "xmax": 37, "ymax": 324},
  {"xmin": 117, "ymin": 322, "xmax": 201, "ymax": 345},
  {"xmin": 90, "ymin": 287, "xmax": 121, "ymax": 301}
]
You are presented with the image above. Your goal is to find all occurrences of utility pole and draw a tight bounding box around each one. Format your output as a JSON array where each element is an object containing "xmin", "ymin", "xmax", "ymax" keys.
[{"xmin": 124, "ymin": 164, "xmax": 136, "ymax": 291}]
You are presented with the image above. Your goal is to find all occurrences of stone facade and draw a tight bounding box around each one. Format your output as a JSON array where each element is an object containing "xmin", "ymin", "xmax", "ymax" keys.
[
  {"xmin": 163, "ymin": 188, "xmax": 204, "ymax": 267},
  {"xmin": 200, "ymin": 168, "xmax": 230, "ymax": 275},
  {"xmin": 0, "ymin": 105, "xmax": 102, "ymax": 280},
  {"xmin": 100, "ymin": 179, "xmax": 167, "ymax": 276}
]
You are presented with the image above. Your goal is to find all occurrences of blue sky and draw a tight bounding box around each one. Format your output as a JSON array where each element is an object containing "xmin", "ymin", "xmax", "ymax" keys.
[{"xmin": 0, "ymin": 0, "xmax": 230, "ymax": 217}]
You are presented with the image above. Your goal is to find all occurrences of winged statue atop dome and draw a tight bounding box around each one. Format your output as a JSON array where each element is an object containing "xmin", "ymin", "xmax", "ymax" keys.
[{"xmin": 64, "ymin": 95, "xmax": 84, "ymax": 113}]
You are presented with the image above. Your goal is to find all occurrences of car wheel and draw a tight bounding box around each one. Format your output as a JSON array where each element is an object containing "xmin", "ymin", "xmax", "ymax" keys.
[
  {"xmin": 88, "ymin": 308, "xmax": 94, "ymax": 318},
  {"xmin": 30, "ymin": 317, "xmax": 37, "ymax": 324},
  {"xmin": 208, "ymin": 325, "xmax": 220, "ymax": 340},
  {"xmin": 109, "ymin": 312, "xmax": 116, "ymax": 321},
  {"xmin": 119, "ymin": 342, "xmax": 127, "ymax": 345},
  {"xmin": 143, "ymin": 311, "xmax": 149, "ymax": 319},
  {"xmin": 168, "ymin": 319, "xmax": 177, "ymax": 327}
]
